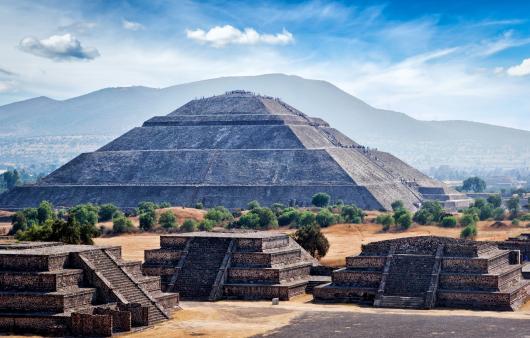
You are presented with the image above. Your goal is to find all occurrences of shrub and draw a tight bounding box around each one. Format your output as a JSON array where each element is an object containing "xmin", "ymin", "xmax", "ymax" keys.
[
  {"xmin": 312, "ymin": 193, "xmax": 331, "ymax": 207},
  {"xmin": 462, "ymin": 177, "xmax": 486, "ymax": 193},
  {"xmin": 139, "ymin": 211, "xmax": 157, "ymax": 230},
  {"xmin": 520, "ymin": 213, "xmax": 530, "ymax": 221},
  {"xmin": 396, "ymin": 211, "xmax": 413, "ymax": 230},
  {"xmin": 10, "ymin": 211, "xmax": 28, "ymax": 235},
  {"xmin": 479, "ymin": 204, "xmax": 493, "ymax": 221},
  {"xmin": 181, "ymin": 219, "xmax": 199, "ymax": 232},
  {"xmin": 413, "ymin": 201, "xmax": 443, "ymax": 225},
  {"xmin": 113, "ymin": 214, "xmax": 133, "ymax": 234},
  {"xmin": 298, "ymin": 211, "xmax": 316, "ymax": 227},
  {"xmin": 37, "ymin": 200, "xmax": 55, "ymax": 224},
  {"xmin": 512, "ymin": 218, "xmax": 520, "ymax": 226},
  {"xmin": 487, "ymin": 194, "xmax": 502, "ymax": 208},
  {"xmin": 205, "ymin": 206, "xmax": 234, "ymax": 224},
  {"xmin": 159, "ymin": 202, "xmax": 171, "ymax": 209},
  {"xmin": 247, "ymin": 200, "xmax": 260, "ymax": 210},
  {"xmin": 507, "ymin": 196, "xmax": 520, "ymax": 219},
  {"xmin": 195, "ymin": 202, "xmax": 204, "ymax": 209},
  {"xmin": 441, "ymin": 215, "xmax": 457, "ymax": 228},
  {"xmin": 391, "ymin": 200, "xmax": 404, "ymax": 211},
  {"xmin": 341, "ymin": 204, "xmax": 364, "ymax": 224},
  {"xmin": 316, "ymin": 209, "xmax": 336, "ymax": 228},
  {"xmin": 252, "ymin": 207, "xmax": 278, "ymax": 229},
  {"xmin": 199, "ymin": 219, "xmax": 215, "ymax": 231},
  {"xmin": 278, "ymin": 209, "xmax": 300, "ymax": 226},
  {"xmin": 236, "ymin": 212, "xmax": 260, "ymax": 229},
  {"xmin": 473, "ymin": 198, "xmax": 487, "ymax": 209},
  {"xmin": 493, "ymin": 207, "xmax": 505, "ymax": 221},
  {"xmin": 231, "ymin": 209, "xmax": 243, "ymax": 218},
  {"xmin": 138, "ymin": 201, "xmax": 158, "ymax": 214},
  {"xmin": 98, "ymin": 203, "xmax": 119, "ymax": 222},
  {"xmin": 293, "ymin": 224, "xmax": 329, "ymax": 259},
  {"xmin": 69, "ymin": 204, "xmax": 99, "ymax": 227},
  {"xmin": 16, "ymin": 217, "xmax": 98, "ymax": 245},
  {"xmin": 460, "ymin": 224, "xmax": 477, "ymax": 239},
  {"xmin": 375, "ymin": 214, "xmax": 395, "ymax": 231},
  {"xmin": 460, "ymin": 214, "xmax": 476, "ymax": 227},
  {"xmin": 159, "ymin": 210, "xmax": 177, "ymax": 229},
  {"xmin": 270, "ymin": 203, "xmax": 286, "ymax": 216}
]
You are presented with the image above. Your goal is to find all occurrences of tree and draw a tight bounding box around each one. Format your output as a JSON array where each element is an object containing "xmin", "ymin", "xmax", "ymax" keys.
[
  {"xmin": 413, "ymin": 201, "xmax": 443, "ymax": 225},
  {"xmin": 199, "ymin": 219, "xmax": 215, "ymax": 231},
  {"xmin": 316, "ymin": 209, "xmax": 336, "ymax": 228},
  {"xmin": 9, "ymin": 211, "xmax": 28, "ymax": 235},
  {"xmin": 205, "ymin": 206, "xmax": 233, "ymax": 224},
  {"xmin": 487, "ymin": 194, "xmax": 502, "ymax": 208},
  {"xmin": 236, "ymin": 212, "xmax": 260, "ymax": 229},
  {"xmin": 473, "ymin": 198, "xmax": 487, "ymax": 209},
  {"xmin": 270, "ymin": 203, "xmax": 285, "ymax": 216},
  {"xmin": 247, "ymin": 200, "xmax": 260, "ymax": 210},
  {"xmin": 113, "ymin": 214, "xmax": 133, "ymax": 234},
  {"xmin": 341, "ymin": 204, "xmax": 364, "ymax": 224},
  {"xmin": 195, "ymin": 202, "xmax": 204, "ymax": 210},
  {"xmin": 277, "ymin": 209, "xmax": 300, "ymax": 226},
  {"xmin": 69, "ymin": 204, "xmax": 99, "ymax": 227},
  {"xmin": 460, "ymin": 214, "xmax": 476, "ymax": 227},
  {"xmin": 159, "ymin": 202, "xmax": 171, "ymax": 208},
  {"xmin": 462, "ymin": 177, "xmax": 486, "ymax": 193},
  {"xmin": 396, "ymin": 211, "xmax": 413, "ymax": 230},
  {"xmin": 441, "ymin": 215, "xmax": 457, "ymax": 228},
  {"xmin": 139, "ymin": 212, "xmax": 156, "ymax": 230},
  {"xmin": 507, "ymin": 196, "xmax": 520, "ymax": 219},
  {"xmin": 1, "ymin": 170, "xmax": 20, "ymax": 190},
  {"xmin": 479, "ymin": 204, "xmax": 493, "ymax": 221},
  {"xmin": 493, "ymin": 207, "xmax": 505, "ymax": 221},
  {"xmin": 37, "ymin": 200, "xmax": 55, "ymax": 224},
  {"xmin": 391, "ymin": 200, "xmax": 404, "ymax": 211},
  {"xmin": 298, "ymin": 211, "xmax": 316, "ymax": 227},
  {"xmin": 293, "ymin": 224, "xmax": 330, "ymax": 259},
  {"xmin": 181, "ymin": 219, "xmax": 198, "ymax": 232},
  {"xmin": 159, "ymin": 210, "xmax": 177, "ymax": 229},
  {"xmin": 16, "ymin": 217, "xmax": 98, "ymax": 245},
  {"xmin": 460, "ymin": 224, "xmax": 477, "ymax": 239},
  {"xmin": 99, "ymin": 204, "xmax": 119, "ymax": 222},
  {"xmin": 138, "ymin": 201, "xmax": 158, "ymax": 214},
  {"xmin": 312, "ymin": 193, "xmax": 331, "ymax": 207},
  {"xmin": 375, "ymin": 214, "xmax": 395, "ymax": 231}
]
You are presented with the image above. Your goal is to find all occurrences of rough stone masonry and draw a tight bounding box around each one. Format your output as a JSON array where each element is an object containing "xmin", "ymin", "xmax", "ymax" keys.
[{"xmin": 0, "ymin": 90, "xmax": 470, "ymax": 210}]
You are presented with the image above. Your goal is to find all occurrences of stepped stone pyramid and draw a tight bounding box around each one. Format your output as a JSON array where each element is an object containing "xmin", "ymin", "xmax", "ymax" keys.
[
  {"xmin": 0, "ymin": 241, "xmax": 178, "ymax": 336},
  {"xmin": 142, "ymin": 232, "xmax": 319, "ymax": 300},
  {"xmin": 314, "ymin": 236, "xmax": 530, "ymax": 310},
  {"xmin": 0, "ymin": 90, "xmax": 470, "ymax": 210}
]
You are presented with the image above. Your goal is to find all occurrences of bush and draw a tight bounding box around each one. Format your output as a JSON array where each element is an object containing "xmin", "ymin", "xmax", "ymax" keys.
[
  {"xmin": 278, "ymin": 209, "xmax": 300, "ymax": 226},
  {"xmin": 138, "ymin": 201, "xmax": 158, "ymax": 214},
  {"xmin": 460, "ymin": 224, "xmax": 477, "ymax": 239},
  {"xmin": 316, "ymin": 209, "xmax": 336, "ymax": 228},
  {"xmin": 293, "ymin": 224, "xmax": 330, "ymax": 259},
  {"xmin": 391, "ymin": 200, "xmax": 404, "ymax": 211},
  {"xmin": 298, "ymin": 211, "xmax": 316, "ymax": 227},
  {"xmin": 341, "ymin": 204, "xmax": 364, "ymax": 224},
  {"xmin": 312, "ymin": 193, "xmax": 331, "ymax": 207},
  {"xmin": 396, "ymin": 211, "xmax": 413, "ymax": 230},
  {"xmin": 231, "ymin": 208, "xmax": 243, "ymax": 218},
  {"xmin": 159, "ymin": 202, "xmax": 171, "ymax": 209},
  {"xmin": 37, "ymin": 200, "xmax": 55, "ymax": 224},
  {"xmin": 16, "ymin": 217, "xmax": 98, "ymax": 245},
  {"xmin": 236, "ymin": 212, "xmax": 260, "ymax": 229},
  {"xmin": 270, "ymin": 203, "xmax": 285, "ymax": 216},
  {"xmin": 493, "ymin": 207, "xmax": 505, "ymax": 221},
  {"xmin": 69, "ymin": 204, "xmax": 99, "ymax": 227},
  {"xmin": 512, "ymin": 218, "xmax": 520, "ymax": 226},
  {"xmin": 199, "ymin": 219, "xmax": 215, "ymax": 231},
  {"xmin": 247, "ymin": 200, "xmax": 260, "ymax": 210},
  {"xmin": 441, "ymin": 215, "xmax": 457, "ymax": 228},
  {"xmin": 487, "ymin": 194, "xmax": 502, "ymax": 208},
  {"xmin": 479, "ymin": 204, "xmax": 493, "ymax": 221},
  {"xmin": 473, "ymin": 198, "xmax": 487, "ymax": 209},
  {"xmin": 375, "ymin": 214, "xmax": 395, "ymax": 231},
  {"xmin": 139, "ymin": 211, "xmax": 157, "ymax": 230},
  {"xmin": 181, "ymin": 219, "xmax": 198, "ymax": 232},
  {"xmin": 462, "ymin": 177, "xmax": 486, "ymax": 193},
  {"xmin": 195, "ymin": 202, "xmax": 204, "ymax": 210},
  {"xmin": 98, "ymin": 204, "xmax": 119, "ymax": 222},
  {"xmin": 460, "ymin": 214, "xmax": 476, "ymax": 227},
  {"xmin": 413, "ymin": 201, "xmax": 443, "ymax": 225},
  {"xmin": 159, "ymin": 210, "xmax": 177, "ymax": 229},
  {"xmin": 113, "ymin": 214, "xmax": 133, "ymax": 234},
  {"xmin": 10, "ymin": 211, "xmax": 28, "ymax": 235},
  {"xmin": 205, "ymin": 206, "xmax": 234, "ymax": 224},
  {"xmin": 507, "ymin": 196, "xmax": 520, "ymax": 219},
  {"xmin": 520, "ymin": 213, "xmax": 530, "ymax": 221}
]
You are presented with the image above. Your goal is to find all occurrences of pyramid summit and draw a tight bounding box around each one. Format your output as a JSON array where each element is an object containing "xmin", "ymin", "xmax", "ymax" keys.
[{"xmin": 0, "ymin": 91, "xmax": 469, "ymax": 210}]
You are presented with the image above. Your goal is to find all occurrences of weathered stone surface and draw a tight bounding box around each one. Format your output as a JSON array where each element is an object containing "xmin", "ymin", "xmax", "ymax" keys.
[{"xmin": 0, "ymin": 91, "xmax": 469, "ymax": 211}]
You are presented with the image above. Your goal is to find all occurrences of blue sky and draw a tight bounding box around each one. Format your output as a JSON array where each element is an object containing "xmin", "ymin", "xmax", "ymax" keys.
[{"xmin": 1, "ymin": 0, "xmax": 530, "ymax": 129}]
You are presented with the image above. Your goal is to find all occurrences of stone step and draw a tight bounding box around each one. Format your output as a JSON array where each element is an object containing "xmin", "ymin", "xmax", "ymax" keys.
[{"xmin": 378, "ymin": 295, "xmax": 425, "ymax": 309}]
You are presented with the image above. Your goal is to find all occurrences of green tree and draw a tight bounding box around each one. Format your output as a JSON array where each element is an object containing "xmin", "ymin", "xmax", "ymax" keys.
[
  {"xmin": 277, "ymin": 209, "xmax": 300, "ymax": 226},
  {"xmin": 270, "ymin": 203, "xmax": 286, "ymax": 216},
  {"xmin": 341, "ymin": 204, "xmax": 364, "ymax": 224},
  {"xmin": 391, "ymin": 200, "xmax": 404, "ymax": 211},
  {"xmin": 460, "ymin": 214, "xmax": 476, "ymax": 227},
  {"xmin": 487, "ymin": 194, "xmax": 502, "ymax": 208},
  {"xmin": 199, "ymin": 219, "xmax": 215, "ymax": 231},
  {"xmin": 316, "ymin": 209, "xmax": 336, "ymax": 228},
  {"xmin": 113, "ymin": 214, "xmax": 133, "ymax": 234},
  {"xmin": 236, "ymin": 212, "xmax": 260, "ymax": 229},
  {"xmin": 195, "ymin": 202, "xmax": 204, "ymax": 210},
  {"xmin": 293, "ymin": 224, "xmax": 330, "ymax": 259},
  {"xmin": 98, "ymin": 203, "xmax": 119, "ymax": 222},
  {"xmin": 479, "ymin": 204, "xmax": 493, "ymax": 221},
  {"xmin": 375, "ymin": 214, "xmax": 395, "ymax": 231},
  {"xmin": 396, "ymin": 211, "xmax": 413, "ymax": 230},
  {"xmin": 9, "ymin": 211, "xmax": 28, "ymax": 235},
  {"xmin": 462, "ymin": 177, "xmax": 486, "ymax": 193},
  {"xmin": 460, "ymin": 224, "xmax": 477, "ymax": 239},
  {"xmin": 37, "ymin": 200, "xmax": 55, "ymax": 224},
  {"xmin": 181, "ymin": 219, "xmax": 198, "ymax": 232},
  {"xmin": 298, "ymin": 211, "xmax": 316, "ymax": 227},
  {"xmin": 159, "ymin": 202, "xmax": 171, "ymax": 208},
  {"xmin": 69, "ymin": 204, "xmax": 99, "ymax": 227},
  {"xmin": 159, "ymin": 210, "xmax": 177, "ymax": 229},
  {"xmin": 205, "ymin": 206, "xmax": 233, "ymax": 224},
  {"xmin": 312, "ymin": 193, "xmax": 331, "ymax": 207},
  {"xmin": 413, "ymin": 201, "xmax": 443, "ymax": 225},
  {"xmin": 247, "ymin": 200, "xmax": 260, "ymax": 210},
  {"xmin": 441, "ymin": 215, "xmax": 457, "ymax": 228},
  {"xmin": 473, "ymin": 198, "xmax": 487, "ymax": 209},
  {"xmin": 139, "ymin": 211, "xmax": 157, "ymax": 230},
  {"xmin": 507, "ymin": 196, "xmax": 520, "ymax": 219},
  {"xmin": 138, "ymin": 201, "xmax": 158, "ymax": 214},
  {"xmin": 493, "ymin": 207, "xmax": 505, "ymax": 221},
  {"xmin": 1, "ymin": 170, "xmax": 20, "ymax": 190}
]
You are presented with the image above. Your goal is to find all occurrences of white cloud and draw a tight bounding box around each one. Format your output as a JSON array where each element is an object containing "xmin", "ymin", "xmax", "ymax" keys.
[
  {"xmin": 122, "ymin": 20, "xmax": 144, "ymax": 31},
  {"xmin": 19, "ymin": 34, "xmax": 100, "ymax": 61},
  {"xmin": 506, "ymin": 58, "xmax": 530, "ymax": 76},
  {"xmin": 186, "ymin": 25, "xmax": 294, "ymax": 48},
  {"xmin": 58, "ymin": 21, "xmax": 97, "ymax": 34},
  {"xmin": 0, "ymin": 82, "xmax": 10, "ymax": 92}
]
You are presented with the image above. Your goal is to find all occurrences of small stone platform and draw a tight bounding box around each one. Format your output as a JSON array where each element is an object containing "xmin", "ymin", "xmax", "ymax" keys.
[
  {"xmin": 314, "ymin": 236, "xmax": 530, "ymax": 311},
  {"xmin": 142, "ymin": 232, "xmax": 318, "ymax": 301},
  {"xmin": 0, "ymin": 241, "xmax": 179, "ymax": 336}
]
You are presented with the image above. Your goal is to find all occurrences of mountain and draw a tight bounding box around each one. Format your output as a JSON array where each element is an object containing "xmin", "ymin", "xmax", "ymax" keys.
[{"xmin": 0, "ymin": 73, "xmax": 529, "ymax": 170}]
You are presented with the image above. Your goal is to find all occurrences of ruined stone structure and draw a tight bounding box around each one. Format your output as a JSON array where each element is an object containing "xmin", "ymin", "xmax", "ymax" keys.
[
  {"xmin": 0, "ymin": 242, "xmax": 178, "ymax": 336},
  {"xmin": 314, "ymin": 236, "xmax": 529, "ymax": 310},
  {"xmin": 499, "ymin": 233, "xmax": 530, "ymax": 261},
  {"xmin": 142, "ymin": 232, "xmax": 317, "ymax": 300},
  {"xmin": 0, "ymin": 91, "xmax": 469, "ymax": 211}
]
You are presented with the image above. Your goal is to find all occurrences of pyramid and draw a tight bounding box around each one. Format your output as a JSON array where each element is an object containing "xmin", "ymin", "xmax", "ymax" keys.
[{"xmin": 0, "ymin": 91, "xmax": 469, "ymax": 210}]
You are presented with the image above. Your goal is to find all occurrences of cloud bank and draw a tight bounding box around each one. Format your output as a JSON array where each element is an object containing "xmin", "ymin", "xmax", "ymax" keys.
[
  {"xmin": 186, "ymin": 25, "xmax": 294, "ymax": 47},
  {"xmin": 507, "ymin": 58, "xmax": 530, "ymax": 76},
  {"xmin": 19, "ymin": 34, "xmax": 100, "ymax": 61}
]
